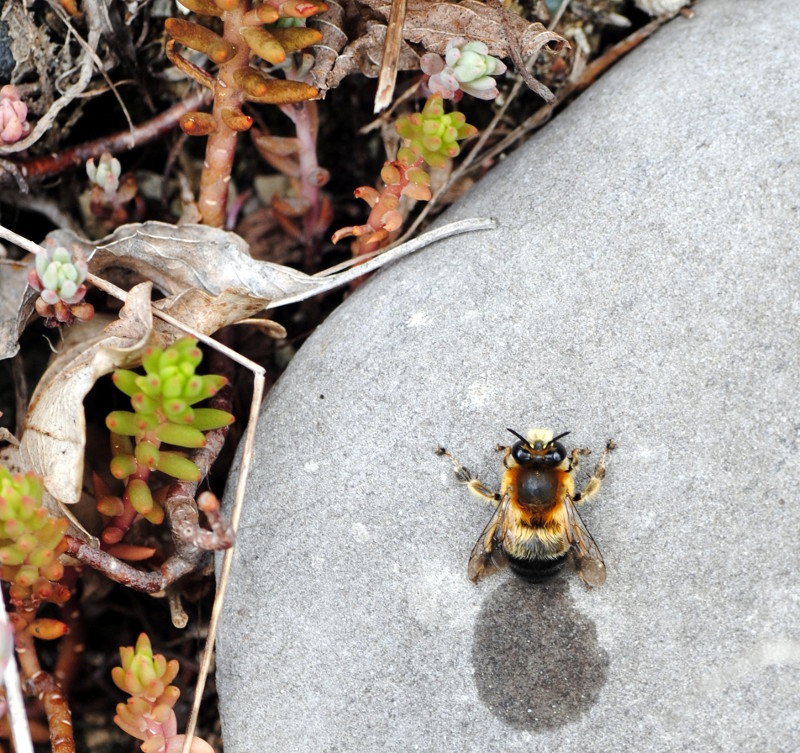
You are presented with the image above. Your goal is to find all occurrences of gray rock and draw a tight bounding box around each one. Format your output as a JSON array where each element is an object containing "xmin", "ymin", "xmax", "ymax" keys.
[{"xmin": 216, "ymin": 0, "xmax": 800, "ymax": 751}]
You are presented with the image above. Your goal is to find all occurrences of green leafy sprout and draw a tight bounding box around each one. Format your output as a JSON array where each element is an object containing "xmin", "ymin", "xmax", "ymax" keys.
[
  {"xmin": 0, "ymin": 467, "xmax": 69, "ymax": 606},
  {"xmin": 106, "ymin": 337, "xmax": 234, "ymax": 521}
]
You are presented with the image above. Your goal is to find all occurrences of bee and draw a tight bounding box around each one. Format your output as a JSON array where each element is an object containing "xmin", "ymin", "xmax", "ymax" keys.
[{"xmin": 436, "ymin": 429, "xmax": 615, "ymax": 586}]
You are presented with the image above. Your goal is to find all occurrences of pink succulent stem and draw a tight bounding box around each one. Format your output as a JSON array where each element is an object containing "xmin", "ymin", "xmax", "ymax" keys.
[
  {"xmin": 279, "ymin": 97, "xmax": 324, "ymax": 266},
  {"xmin": 197, "ymin": 2, "xmax": 252, "ymax": 227}
]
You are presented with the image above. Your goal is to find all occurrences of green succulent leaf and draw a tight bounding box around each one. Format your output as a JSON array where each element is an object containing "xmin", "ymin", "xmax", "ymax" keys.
[{"xmin": 156, "ymin": 452, "xmax": 201, "ymax": 482}]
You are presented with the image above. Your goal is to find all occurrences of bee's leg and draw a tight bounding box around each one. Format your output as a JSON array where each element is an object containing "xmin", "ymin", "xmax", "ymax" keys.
[
  {"xmin": 568, "ymin": 447, "xmax": 591, "ymax": 473},
  {"xmin": 495, "ymin": 444, "xmax": 512, "ymax": 468},
  {"xmin": 573, "ymin": 440, "xmax": 616, "ymax": 505},
  {"xmin": 435, "ymin": 447, "xmax": 502, "ymax": 505}
]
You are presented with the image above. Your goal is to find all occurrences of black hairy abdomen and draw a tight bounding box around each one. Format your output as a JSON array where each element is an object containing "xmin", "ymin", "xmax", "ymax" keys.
[{"xmin": 507, "ymin": 551, "xmax": 569, "ymax": 582}]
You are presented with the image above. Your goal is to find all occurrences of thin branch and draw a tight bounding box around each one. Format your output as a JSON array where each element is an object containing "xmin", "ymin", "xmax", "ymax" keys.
[
  {"xmin": 0, "ymin": 90, "xmax": 212, "ymax": 190},
  {"xmin": 549, "ymin": 0, "xmax": 572, "ymax": 30},
  {"xmin": 166, "ymin": 423, "xmax": 234, "ymax": 552},
  {"xmin": 62, "ymin": 537, "xmax": 166, "ymax": 592}
]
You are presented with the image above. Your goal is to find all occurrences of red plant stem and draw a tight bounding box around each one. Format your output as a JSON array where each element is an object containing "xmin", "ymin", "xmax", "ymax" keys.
[
  {"xmin": 197, "ymin": 3, "xmax": 252, "ymax": 227},
  {"xmin": 103, "ymin": 465, "xmax": 152, "ymax": 545},
  {"xmin": 53, "ymin": 596, "xmax": 85, "ymax": 696},
  {"xmin": 12, "ymin": 608, "xmax": 75, "ymax": 753},
  {"xmin": 27, "ymin": 670, "xmax": 75, "ymax": 753},
  {"xmin": 280, "ymin": 98, "xmax": 323, "ymax": 267},
  {"xmin": 0, "ymin": 90, "xmax": 211, "ymax": 189}
]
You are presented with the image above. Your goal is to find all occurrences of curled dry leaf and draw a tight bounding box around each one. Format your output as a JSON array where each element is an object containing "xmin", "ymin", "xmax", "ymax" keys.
[
  {"xmin": 18, "ymin": 283, "xmax": 156, "ymax": 511},
  {"xmin": 0, "ymin": 259, "xmax": 35, "ymax": 359},
  {"xmin": 328, "ymin": 19, "xmax": 421, "ymax": 90},
  {"xmin": 308, "ymin": 0, "xmax": 349, "ymax": 92},
  {"xmin": 9, "ymin": 217, "xmax": 494, "ymax": 510},
  {"xmin": 368, "ymin": 0, "xmax": 562, "ymax": 58},
  {"xmin": 46, "ymin": 219, "xmax": 493, "ymax": 317},
  {"xmin": 312, "ymin": 0, "xmax": 565, "ymax": 95}
]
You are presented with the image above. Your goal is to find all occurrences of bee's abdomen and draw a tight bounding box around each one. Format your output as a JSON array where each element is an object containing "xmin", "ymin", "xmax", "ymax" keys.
[{"xmin": 507, "ymin": 551, "xmax": 569, "ymax": 582}]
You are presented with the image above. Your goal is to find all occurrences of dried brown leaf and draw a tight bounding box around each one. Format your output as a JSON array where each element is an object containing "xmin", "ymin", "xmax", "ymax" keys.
[
  {"xmin": 0, "ymin": 260, "xmax": 36, "ymax": 360},
  {"xmin": 329, "ymin": 20, "xmax": 421, "ymax": 89},
  {"xmin": 308, "ymin": 0, "xmax": 349, "ymax": 92},
  {"xmin": 2, "ymin": 219, "xmax": 488, "ymax": 363},
  {"xmin": 312, "ymin": 0, "xmax": 565, "ymax": 92},
  {"xmin": 364, "ymin": 0, "xmax": 564, "ymax": 57},
  {"xmin": 153, "ymin": 288, "xmax": 285, "ymax": 342},
  {"xmin": 18, "ymin": 283, "xmax": 156, "ymax": 508},
  {"xmin": 10, "ymin": 217, "xmax": 493, "ymax": 510},
  {"xmin": 49, "ymin": 221, "xmax": 299, "ymax": 304}
]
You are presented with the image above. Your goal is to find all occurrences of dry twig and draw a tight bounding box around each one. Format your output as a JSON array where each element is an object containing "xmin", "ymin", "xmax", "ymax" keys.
[{"xmin": 0, "ymin": 90, "xmax": 212, "ymax": 190}]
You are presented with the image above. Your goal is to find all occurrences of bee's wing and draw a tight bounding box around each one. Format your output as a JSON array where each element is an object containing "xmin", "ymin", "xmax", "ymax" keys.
[
  {"xmin": 563, "ymin": 495, "xmax": 606, "ymax": 587},
  {"xmin": 467, "ymin": 493, "xmax": 510, "ymax": 583}
]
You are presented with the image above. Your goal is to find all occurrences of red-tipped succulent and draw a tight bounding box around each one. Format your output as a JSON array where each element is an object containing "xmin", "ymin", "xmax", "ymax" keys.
[{"xmin": 113, "ymin": 633, "xmax": 215, "ymax": 753}]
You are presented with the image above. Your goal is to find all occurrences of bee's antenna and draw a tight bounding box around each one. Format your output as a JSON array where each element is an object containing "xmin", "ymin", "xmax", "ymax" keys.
[
  {"xmin": 506, "ymin": 428, "xmax": 529, "ymax": 445},
  {"xmin": 550, "ymin": 431, "xmax": 571, "ymax": 444}
]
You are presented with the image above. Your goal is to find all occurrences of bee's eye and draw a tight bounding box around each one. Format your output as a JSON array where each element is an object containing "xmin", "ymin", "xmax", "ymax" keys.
[
  {"xmin": 511, "ymin": 442, "xmax": 532, "ymax": 464},
  {"xmin": 547, "ymin": 442, "xmax": 567, "ymax": 463}
]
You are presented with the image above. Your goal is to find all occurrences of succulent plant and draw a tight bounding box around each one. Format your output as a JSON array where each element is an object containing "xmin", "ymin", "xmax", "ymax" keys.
[
  {"xmin": 0, "ymin": 84, "xmax": 31, "ymax": 145},
  {"xmin": 331, "ymin": 159, "xmax": 431, "ymax": 253},
  {"xmin": 112, "ymin": 633, "xmax": 180, "ymax": 751},
  {"xmin": 165, "ymin": 0, "xmax": 328, "ymax": 225},
  {"xmin": 29, "ymin": 245, "xmax": 88, "ymax": 306},
  {"xmin": 395, "ymin": 95, "xmax": 478, "ymax": 169},
  {"xmin": 27, "ymin": 244, "xmax": 94, "ymax": 327},
  {"xmin": 86, "ymin": 152, "xmax": 122, "ymax": 194},
  {"xmin": 107, "ymin": 337, "xmax": 234, "ymax": 489},
  {"xmin": 113, "ymin": 633, "xmax": 216, "ymax": 753},
  {"xmin": 421, "ymin": 39, "xmax": 507, "ymax": 101},
  {"xmin": 0, "ymin": 467, "xmax": 69, "ymax": 606}
]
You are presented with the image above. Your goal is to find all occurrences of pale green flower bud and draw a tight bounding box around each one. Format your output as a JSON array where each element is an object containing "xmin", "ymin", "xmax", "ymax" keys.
[{"xmin": 86, "ymin": 151, "xmax": 122, "ymax": 194}]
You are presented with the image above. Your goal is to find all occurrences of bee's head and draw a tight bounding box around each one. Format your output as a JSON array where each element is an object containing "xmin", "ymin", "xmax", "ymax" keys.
[{"xmin": 507, "ymin": 428, "xmax": 570, "ymax": 466}]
